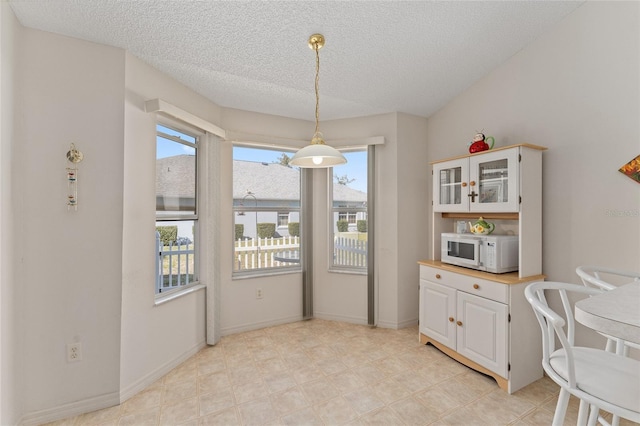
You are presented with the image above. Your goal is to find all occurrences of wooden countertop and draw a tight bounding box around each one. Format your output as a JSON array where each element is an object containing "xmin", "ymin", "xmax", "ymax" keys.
[{"xmin": 418, "ymin": 260, "xmax": 545, "ymax": 285}]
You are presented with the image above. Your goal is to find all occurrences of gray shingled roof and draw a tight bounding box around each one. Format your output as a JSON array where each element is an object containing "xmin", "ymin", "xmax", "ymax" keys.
[
  {"xmin": 156, "ymin": 156, "xmax": 366, "ymax": 202},
  {"xmin": 156, "ymin": 155, "xmax": 195, "ymax": 199},
  {"xmin": 233, "ymin": 160, "xmax": 299, "ymax": 200},
  {"xmin": 234, "ymin": 160, "xmax": 366, "ymax": 203}
]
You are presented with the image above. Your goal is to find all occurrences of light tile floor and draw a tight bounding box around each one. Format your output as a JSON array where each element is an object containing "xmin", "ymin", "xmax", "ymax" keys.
[{"xmin": 44, "ymin": 319, "xmax": 638, "ymax": 426}]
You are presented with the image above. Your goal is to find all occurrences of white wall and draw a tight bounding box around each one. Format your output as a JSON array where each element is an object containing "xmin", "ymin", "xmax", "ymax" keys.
[
  {"xmin": 0, "ymin": 3, "xmax": 20, "ymax": 424},
  {"xmin": 315, "ymin": 113, "xmax": 429, "ymax": 328},
  {"xmin": 217, "ymin": 108, "xmax": 428, "ymax": 332},
  {"xmin": 425, "ymin": 1, "xmax": 639, "ymax": 347},
  {"xmin": 15, "ymin": 28, "xmax": 125, "ymax": 418},
  {"xmin": 120, "ymin": 53, "xmax": 218, "ymax": 397},
  {"xmin": 396, "ymin": 113, "xmax": 430, "ymax": 327},
  {"xmin": 219, "ymin": 108, "xmax": 313, "ymax": 335},
  {"xmin": 312, "ymin": 115, "xmax": 397, "ymax": 326},
  {"xmin": 5, "ymin": 22, "xmax": 222, "ymax": 422}
]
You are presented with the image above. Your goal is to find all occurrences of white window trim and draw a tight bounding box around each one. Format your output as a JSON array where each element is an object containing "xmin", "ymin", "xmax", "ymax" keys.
[
  {"xmin": 154, "ymin": 284, "xmax": 206, "ymax": 306},
  {"xmin": 155, "ymin": 120, "xmax": 202, "ymax": 298},
  {"xmin": 328, "ymin": 148, "xmax": 368, "ymax": 274},
  {"xmin": 231, "ymin": 145, "xmax": 302, "ymax": 278}
]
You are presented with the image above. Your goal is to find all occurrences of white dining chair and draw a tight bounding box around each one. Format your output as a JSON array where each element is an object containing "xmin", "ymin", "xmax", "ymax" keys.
[
  {"xmin": 525, "ymin": 281, "xmax": 640, "ymax": 426},
  {"xmin": 576, "ymin": 266, "xmax": 640, "ymax": 355}
]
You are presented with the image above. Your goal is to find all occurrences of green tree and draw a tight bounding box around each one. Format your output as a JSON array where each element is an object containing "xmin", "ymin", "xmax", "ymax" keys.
[{"xmin": 274, "ymin": 153, "xmax": 292, "ymax": 168}]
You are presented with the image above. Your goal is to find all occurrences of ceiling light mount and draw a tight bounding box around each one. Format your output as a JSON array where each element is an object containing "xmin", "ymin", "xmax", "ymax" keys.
[
  {"xmin": 308, "ymin": 34, "xmax": 325, "ymax": 50},
  {"xmin": 290, "ymin": 34, "xmax": 346, "ymax": 168}
]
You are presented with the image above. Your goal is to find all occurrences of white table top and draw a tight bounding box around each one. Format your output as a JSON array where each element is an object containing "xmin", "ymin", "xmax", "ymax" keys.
[{"xmin": 575, "ymin": 282, "xmax": 640, "ymax": 345}]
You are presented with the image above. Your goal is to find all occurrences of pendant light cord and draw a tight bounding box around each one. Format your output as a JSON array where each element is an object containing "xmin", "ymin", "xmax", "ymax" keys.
[{"xmin": 314, "ymin": 41, "xmax": 321, "ymax": 137}]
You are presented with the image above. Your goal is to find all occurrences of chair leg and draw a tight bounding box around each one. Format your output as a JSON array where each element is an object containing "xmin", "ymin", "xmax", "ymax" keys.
[
  {"xmin": 622, "ymin": 344, "xmax": 629, "ymax": 357},
  {"xmin": 587, "ymin": 404, "xmax": 599, "ymax": 426},
  {"xmin": 605, "ymin": 338, "xmax": 616, "ymax": 353},
  {"xmin": 553, "ymin": 388, "xmax": 570, "ymax": 426},
  {"xmin": 611, "ymin": 414, "xmax": 620, "ymax": 426},
  {"xmin": 577, "ymin": 399, "xmax": 590, "ymax": 425}
]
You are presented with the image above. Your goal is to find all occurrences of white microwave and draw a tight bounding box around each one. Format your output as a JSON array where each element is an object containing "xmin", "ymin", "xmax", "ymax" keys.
[{"xmin": 441, "ymin": 233, "xmax": 519, "ymax": 273}]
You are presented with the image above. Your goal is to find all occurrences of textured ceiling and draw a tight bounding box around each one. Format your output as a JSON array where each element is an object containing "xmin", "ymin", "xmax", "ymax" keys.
[{"xmin": 8, "ymin": 0, "xmax": 583, "ymax": 121}]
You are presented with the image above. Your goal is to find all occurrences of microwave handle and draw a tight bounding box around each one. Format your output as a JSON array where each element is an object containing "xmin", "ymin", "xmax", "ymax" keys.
[{"xmin": 447, "ymin": 240, "xmax": 456, "ymax": 255}]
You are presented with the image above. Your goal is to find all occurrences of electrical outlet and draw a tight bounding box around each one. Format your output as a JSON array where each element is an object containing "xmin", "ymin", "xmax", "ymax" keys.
[
  {"xmin": 67, "ymin": 342, "xmax": 82, "ymax": 362},
  {"xmin": 256, "ymin": 288, "xmax": 263, "ymax": 299}
]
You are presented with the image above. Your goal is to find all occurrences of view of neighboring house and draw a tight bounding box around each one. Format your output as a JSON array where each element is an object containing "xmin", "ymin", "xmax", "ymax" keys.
[
  {"xmin": 156, "ymin": 156, "xmax": 368, "ymax": 276},
  {"xmin": 156, "ymin": 154, "xmax": 195, "ymax": 214},
  {"xmin": 156, "ymin": 154, "xmax": 197, "ymax": 240},
  {"xmin": 234, "ymin": 160, "xmax": 367, "ymax": 238},
  {"xmin": 156, "ymin": 156, "xmax": 367, "ymax": 239},
  {"xmin": 156, "ymin": 156, "xmax": 367, "ymax": 240}
]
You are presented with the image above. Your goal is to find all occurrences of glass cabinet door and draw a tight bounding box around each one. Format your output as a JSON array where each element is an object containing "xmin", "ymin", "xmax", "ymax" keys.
[
  {"xmin": 469, "ymin": 148, "xmax": 519, "ymax": 212},
  {"xmin": 433, "ymin": 158, "xmax": 469, "ymax": 212}
]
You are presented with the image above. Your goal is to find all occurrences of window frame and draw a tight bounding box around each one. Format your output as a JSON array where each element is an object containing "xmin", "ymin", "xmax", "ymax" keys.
[
  {"xmin": 232, "ymin": 145, "xmax": 302, "ymax": 279},
  {"xmin": 155, "ymin": 118, "xmax": 202, "ymax": 298},
  {"xmin": 329, "ymin": 148, "xmax": 368, "ymax": 274}
]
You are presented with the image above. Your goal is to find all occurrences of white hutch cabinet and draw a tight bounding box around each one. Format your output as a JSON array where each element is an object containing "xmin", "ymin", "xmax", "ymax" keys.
[
  {"xmin": 420, "ymin": 144, "xmax": 546, "ymax": 394},
  {"xmin": 433, "ymin": 147, "xmax": 520, "ymax": 213}
]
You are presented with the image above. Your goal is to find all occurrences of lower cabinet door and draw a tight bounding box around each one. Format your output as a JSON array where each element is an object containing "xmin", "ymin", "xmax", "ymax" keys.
[
  {"xmin": 456, "ymin": 291, "xmax": 508, "ymax": 377},
  {"xmin": 420, "ymin": 280, "xmax": 456, "ymax": 350}
]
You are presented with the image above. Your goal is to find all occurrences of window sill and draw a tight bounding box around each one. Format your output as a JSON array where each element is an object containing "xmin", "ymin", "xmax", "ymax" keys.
[
  {"xmin": 233, "ymin": 268, "xmax": 302, "ymax": 280},
  {"xmin": 328, "ymin": 268, "xmax": 367, "ymax": 276},
  {"xmin": 154, "ymin": 283, "xmax": 206, "ymax": 306}
]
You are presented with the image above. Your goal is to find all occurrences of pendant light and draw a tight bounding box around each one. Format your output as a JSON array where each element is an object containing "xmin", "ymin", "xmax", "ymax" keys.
[{"xmin": 290, "ymin": 34, "xmax": 347, "ymax": 168}]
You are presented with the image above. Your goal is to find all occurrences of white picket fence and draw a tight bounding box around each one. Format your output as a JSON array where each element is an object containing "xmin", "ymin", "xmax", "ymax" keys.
[
  {"xmin": 156, "ymin": 233, "xmax": 368, "ymax": 281},
  {"xmin": 234, "ymin": 235, "xmax": 367, "ymax": 270},
  {"xmin": 235, "ymin": 235, "xmax": 301, "ymax": 271},
  {"xmin": 156, "ymin": 232, "xmax": 195, "ymax": 294},
  {"xmin": 334, "ymin": 236, "xmax": 367, "ymax": 267}
]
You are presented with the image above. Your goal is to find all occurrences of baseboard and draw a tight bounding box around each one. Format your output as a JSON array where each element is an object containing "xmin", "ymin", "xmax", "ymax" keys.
[
  {"xmin": 312, "ymin": 313, "xmax": 417, "ymax": 330},
  {"xmin": 221, "ymin": 315, "xmax": 303, "ymax": 336},
  {"xmin": 397, "ymin": 318, "xmax": 419, "ymax": 329},
  {"xmin": 374, "ymin": 317, "xmax": 418, "ymax": 330},
  {"xmin": 18, "ymin": 391, "xmax": 120, "ymax": 426},
  {"xmin": 313, "ymin": 312, "xmax": 368, "ymax": 325},
  {"xmin": 119, "ymin": 339, "xmax": 207, "ymax": 402}
]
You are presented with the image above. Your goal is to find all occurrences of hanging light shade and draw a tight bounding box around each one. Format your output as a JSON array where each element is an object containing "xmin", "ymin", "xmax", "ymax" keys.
[{"xmin": 290, "ymin": 34, "xmax": 346, "ymax": 168}]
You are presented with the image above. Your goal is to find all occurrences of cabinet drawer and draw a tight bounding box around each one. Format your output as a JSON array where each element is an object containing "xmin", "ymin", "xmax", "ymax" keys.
[
  {"xmin": 420, "ymin": 265, "xmax": 508, "ymax": 304},
  {"xmin": 455, "ymin": 274, "xmax": 508, "ymax": 304},
  {"xmin": 420, "ymin": 265, "xmax": 450, "ymax": 281}
]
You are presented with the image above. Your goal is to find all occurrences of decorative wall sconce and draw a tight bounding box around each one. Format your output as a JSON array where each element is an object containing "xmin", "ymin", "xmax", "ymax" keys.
[{"xmin": 66, "ymin": 143, "xmax": 83, "ymax": 210}]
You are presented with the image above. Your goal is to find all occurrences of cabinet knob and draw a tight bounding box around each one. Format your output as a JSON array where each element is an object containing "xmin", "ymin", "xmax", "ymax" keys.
[
  {"xmin": 469, "ymin": 181, "xmax": 476, "ymax": 187},
  {"xmin": 435, "ymin": 274, "xmax": 441, "ymax": 279},
  {"xmin": 456, "ymin": 321, "xmax": 463, "ymax": 327},
  {"xmin": 448, "ymin": 317, "xmax": 454, "ymax": 322},
  {"xmin": 473, "ymin": 284, "xmax": 480, "ymax": 290},
  {"xmin": 461, "ymin": 182, "xmax": 467, "ymax": 188}
]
